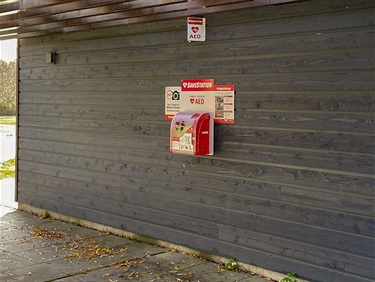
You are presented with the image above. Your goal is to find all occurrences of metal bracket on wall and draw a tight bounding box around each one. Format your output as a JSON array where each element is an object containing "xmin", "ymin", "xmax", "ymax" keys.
[{"xmin": 46, "ymin": 51, "xmax": 57, "ymax": 64}]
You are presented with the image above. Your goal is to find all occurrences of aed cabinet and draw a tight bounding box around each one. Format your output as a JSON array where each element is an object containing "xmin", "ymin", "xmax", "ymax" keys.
[{"xmin": 170, "ymin": 112, "xmax": 213, "ymax": 155}]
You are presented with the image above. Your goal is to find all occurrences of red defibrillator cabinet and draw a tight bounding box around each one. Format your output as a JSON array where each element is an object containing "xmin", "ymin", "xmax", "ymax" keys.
[{"xmin": 170, "ymin": 112, "xmax": 213, "ymax": 155}]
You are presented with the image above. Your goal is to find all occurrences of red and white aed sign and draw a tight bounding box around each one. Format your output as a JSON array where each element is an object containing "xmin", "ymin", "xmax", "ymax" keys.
[
  {"xmin": 187, "ymin": 17, "xmax": 206, "ymax": 42},
  {"xmin": 180, "ymin": 79, "xmax": 215, "ymax": 113}
]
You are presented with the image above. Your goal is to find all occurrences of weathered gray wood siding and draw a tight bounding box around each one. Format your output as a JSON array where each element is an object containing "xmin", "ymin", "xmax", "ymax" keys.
[{"xmin": 17, "ymin": 0, "xmax": 374, "ymax": 281}]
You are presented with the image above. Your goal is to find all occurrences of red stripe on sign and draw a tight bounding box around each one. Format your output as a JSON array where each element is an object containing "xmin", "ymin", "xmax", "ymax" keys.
[
  {"xmin": 214, "ymin": 85, "xmax": 234, "ymax": 91},
  {"xmin": 181, "ymin": 79, "xmax": 214, "ymax": 91},
  {"xmin": 188, "ymin": 17, "xmax": 203, "ymax": 25}
]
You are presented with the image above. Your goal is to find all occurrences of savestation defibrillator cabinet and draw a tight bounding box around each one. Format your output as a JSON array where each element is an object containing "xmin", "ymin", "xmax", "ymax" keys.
[
  {"xmin": 170, "ymin": 112, "xmax": 213, "ymax": 155},
  {"xmin": 165, "ymin": 79, "xmax": 235, "ymax": 156}
]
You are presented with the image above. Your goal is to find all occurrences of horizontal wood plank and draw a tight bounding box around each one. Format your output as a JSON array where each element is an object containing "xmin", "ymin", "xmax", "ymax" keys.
[
  {"xmin": 19, "ymin": 91, "xmax": 375, "ymax": 112},
  {"xmin": 19, "ymin": 103, "xmax": 375, "ymax": 132},
  {"xmin": 19, "ymin": 28, "xmax": 375, "ymax": 67},
  {"xmin": 18, "ymin": 172, "xmax": 375, "ymax": 259}
]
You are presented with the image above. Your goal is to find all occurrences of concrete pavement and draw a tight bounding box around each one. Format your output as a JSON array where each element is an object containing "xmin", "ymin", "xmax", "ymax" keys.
[{"xmin": 0, "ymin": 206, "xmax": 272, "ymax": 282}]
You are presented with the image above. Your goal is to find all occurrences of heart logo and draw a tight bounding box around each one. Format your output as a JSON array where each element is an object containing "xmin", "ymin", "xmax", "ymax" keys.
[
  {"xmin": 183, "ymin": 82, "xmax": 187, "ymax": 88},
  {"xmin": 191, "ymin": 26, "xmax": 199, "ymax": 33},
  {"xmin": 190, "ymin": 98, "xmax": 195, "ymax": 104}
]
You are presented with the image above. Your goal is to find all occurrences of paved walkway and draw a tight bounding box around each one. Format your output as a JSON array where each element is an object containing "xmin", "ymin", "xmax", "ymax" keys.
[{"xmin": 0, "ymin": 206, "xmax": 271, "ymax": 282}]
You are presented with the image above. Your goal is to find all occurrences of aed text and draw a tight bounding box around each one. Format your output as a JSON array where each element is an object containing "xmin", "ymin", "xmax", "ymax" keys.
[
  {"xmin": 190, "ymin": 98, "xmax": 205, "ymax": 104},
  {"xmin": 189, "ymin": 34, "xmax": 201, "ymax": 40}
]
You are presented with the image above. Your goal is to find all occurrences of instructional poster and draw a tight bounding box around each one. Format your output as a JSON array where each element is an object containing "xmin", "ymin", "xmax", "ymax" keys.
[{"xmin": 214, "ymin": 85, "xmax": 235, "ymax": 124}]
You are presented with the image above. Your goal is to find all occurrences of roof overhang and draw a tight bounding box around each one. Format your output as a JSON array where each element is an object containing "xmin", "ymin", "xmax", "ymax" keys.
[{"xmin": 0, "ymin": 0, "xmax": 306, "ymax": 40}]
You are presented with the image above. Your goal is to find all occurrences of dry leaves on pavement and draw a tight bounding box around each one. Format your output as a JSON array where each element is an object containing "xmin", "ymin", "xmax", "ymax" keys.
[{"xmin": 31, "ymin": 227, "xmax": 127, "ymax": 262}]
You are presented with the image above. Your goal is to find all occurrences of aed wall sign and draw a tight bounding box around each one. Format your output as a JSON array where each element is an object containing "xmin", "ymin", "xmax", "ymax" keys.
[
  {"xmin": 181, "ymin": 79, "xmax": 215, "ymax": 112},
  {"xmin": 187, "ymin": 17, "xmax": 206, "ymax": 42},
  {"xmin": 165, "ymin": 79, "xmax": 234, "ymax": 124}
]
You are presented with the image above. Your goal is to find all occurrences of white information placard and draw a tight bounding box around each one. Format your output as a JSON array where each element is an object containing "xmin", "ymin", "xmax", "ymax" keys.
[
  {"xmin": 180, "ymin": 79, "xmax": 215, "ymax": 112},
  {"xmin": 165, "ymin": 79, "xmax": 215, "ymax": 120},
  {"xmin": 165, "ymin": 79, "xmax": 235, "ymax": 124},
  {"xmin": 165, "ymin": 86, "xmax": 182, "ymax": 120}
]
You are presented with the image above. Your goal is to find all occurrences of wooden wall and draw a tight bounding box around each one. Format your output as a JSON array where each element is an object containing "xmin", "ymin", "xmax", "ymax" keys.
[{"xmin": 17, "ymin": 0, "xmax": 375, "ymax": 281}]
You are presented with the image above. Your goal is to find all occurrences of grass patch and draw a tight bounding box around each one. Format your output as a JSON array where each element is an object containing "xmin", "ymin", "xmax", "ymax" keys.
[
  {"xmin": 0, "ymin": 158, "xmax": 16, "ymax": 180},
  {"xmin": 0, "ymin": 116, "xmax": 16, "ymax": 125}
]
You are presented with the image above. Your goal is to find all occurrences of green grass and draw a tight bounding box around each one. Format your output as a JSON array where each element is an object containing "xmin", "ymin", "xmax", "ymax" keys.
[
  {"xmin": 0, "ymin": 158, "xmax": 16, "ymax": 180},
  {"xmin": 0, "ymin": 116, "xmax": 16, "ymax": 125},
  {"xmin": 281, "ymin": 272, "xmax": 298, "ymax": 282},
  {"xmin": 224, "ymin": 258, "xmax": 240, "ymax": 272}
]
